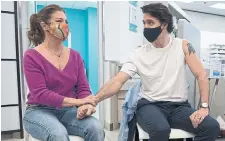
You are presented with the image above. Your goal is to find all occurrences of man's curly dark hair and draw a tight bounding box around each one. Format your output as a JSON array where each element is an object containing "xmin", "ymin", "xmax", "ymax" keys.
[{"xmin": 141, "ymin": 3, "xmax": 174, "ymax": 33}]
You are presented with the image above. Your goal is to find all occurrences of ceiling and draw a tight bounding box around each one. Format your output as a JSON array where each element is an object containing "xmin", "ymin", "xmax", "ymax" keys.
[
  {"xmin": 36, "ymin": 1, "xmax": 97, "ymax": 10},
  {"xmin": 175, "ymin": 1, "xmax": 225, "ymax": 16},
  {"xmin": 36, "ymin": 1, "xmax": 225, "ymax": 16}
]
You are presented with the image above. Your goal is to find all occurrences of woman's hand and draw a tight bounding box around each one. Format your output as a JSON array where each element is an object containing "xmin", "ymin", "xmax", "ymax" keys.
[{"xmin": 77, "ymin": 104, "xmax": 96, "ymax": 119}]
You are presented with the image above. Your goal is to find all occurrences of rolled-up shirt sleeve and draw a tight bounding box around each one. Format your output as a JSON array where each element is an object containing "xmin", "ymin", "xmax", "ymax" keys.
[{"xmin": 120, "ymin": 51, "xmax": 137, "ymax": 77}]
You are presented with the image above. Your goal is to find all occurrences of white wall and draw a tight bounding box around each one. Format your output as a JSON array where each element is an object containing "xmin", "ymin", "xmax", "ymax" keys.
[
  {"xmin": 144, "ymin": 1, "xmax": 168, "ymax": 7},
  {"xmin": 102, "ymin": 62, "xmax": 119, "ymax": 130},
  {"xmin": 104, "ymin": 1, "xmax": 144, "ymax": 64},
  {"xmin": 185, "ymin": 10, "xmax": 225, "ymax": 118},
  {"xmin": 18, "ymin": 1, "xmax": 36, "ymax": 114},
  {"xmin": 102, "ymin": 1, "xmax": 144, "ymax": 130},
  {"xmin": 185, "ymin": 10, "xmax": 225, "ymax": 33}
]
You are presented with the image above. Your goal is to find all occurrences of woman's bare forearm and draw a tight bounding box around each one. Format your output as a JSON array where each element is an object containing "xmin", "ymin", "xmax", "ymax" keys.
[
  {"xmin": 62, "ymin": 97, "xmax": 80, "ymax": 107},
  {"xmin": 62, "ymin": 97, "xmax": 96, "ymax": 107}
]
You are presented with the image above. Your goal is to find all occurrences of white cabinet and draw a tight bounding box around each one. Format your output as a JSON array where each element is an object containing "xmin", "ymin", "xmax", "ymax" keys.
[
  {"xmin": 1, "ymin": 13, "xmax": 16, "ymax": 59},
  {"xmin": 1, "ymin": 1, "xmax": 23, "ymax": 138},
  {"xmin": 1, "ymin": 61, "xmax": 19, "ymax": 105},
  {"xmin": 1, "ymin": 1, "xmax": 14, "ymax": 12},
  {"xmin": 1, "ymin": 107, "xmax": 20, "ymax": 131}
]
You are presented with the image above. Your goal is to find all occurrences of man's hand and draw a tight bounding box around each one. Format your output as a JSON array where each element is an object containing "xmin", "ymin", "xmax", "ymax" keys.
[
  {"xmin": 82, "ymin": 95, "xmax": 100, "ymax": 106},
  {"xmin": 77, "ymin": 104, "xmax": 96, "ymax": 119},
  {"xmin": 88, "ymin": 95, "xmax": 100, "ymax": 104},
  {"xmin": 86, "ymin": 95, "xmax": 99, "ymax": 106},
  {"xmin": 77, "ymin": 95, "xmax": 98, "ymax": 107},
  {"xmin": 190, "ymin": 108, "xmax": 209, "ymax": 128}
]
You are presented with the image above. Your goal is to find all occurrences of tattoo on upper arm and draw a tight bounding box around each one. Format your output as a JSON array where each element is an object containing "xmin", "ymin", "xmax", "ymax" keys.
[{"xmin": 187, "ymin": 43, "xmax": 196, "ymax": 55}]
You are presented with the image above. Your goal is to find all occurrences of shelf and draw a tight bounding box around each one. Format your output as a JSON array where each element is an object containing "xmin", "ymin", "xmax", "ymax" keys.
[
  {"xmin": 209, "ymin": 52, "xmax": 225, "ymax": 54},
  {"xmin": 209, "ymin": 47, "xmax": 225, "ymax": 50}
]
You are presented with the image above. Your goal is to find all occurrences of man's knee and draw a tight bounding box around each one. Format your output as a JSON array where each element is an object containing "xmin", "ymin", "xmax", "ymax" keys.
[
  {"xmin": 154, "ymin": 126, "xmax": 171, "ymax": 137},
  {"xmin": 146, "ymin": 124, "xmax": 171, "ymax": 137},
  {"xmin": 201, "ymin": 116, "xmax": 220, "ymax": 136}
]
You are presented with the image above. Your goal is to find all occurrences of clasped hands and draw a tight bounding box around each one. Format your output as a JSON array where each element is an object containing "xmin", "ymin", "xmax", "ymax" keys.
[
  {"xmin": 190, "ymin": 108, "xmax": 209, "ymax": 128},
  {"xmin": 76, "ymin": 95, "xmax": 99, "ymax": 119}
]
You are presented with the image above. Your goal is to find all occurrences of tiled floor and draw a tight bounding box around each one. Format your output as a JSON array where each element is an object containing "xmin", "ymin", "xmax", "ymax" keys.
[
  {"xmin": 2, "ymin": 130, "xmax": 225, "ymax": 141},
  {"xmin": 1, "ymin": 129, "xmax": 118, "ymax": 141},
  {"xmin": 104, "ymin": 129, "xmax": 119, "ymax": 141}
]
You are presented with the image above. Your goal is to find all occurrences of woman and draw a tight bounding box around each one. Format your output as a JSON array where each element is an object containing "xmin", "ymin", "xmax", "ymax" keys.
[{"xmin": 23, "ymin": 4, "xmax": 104, "ymax": 141}]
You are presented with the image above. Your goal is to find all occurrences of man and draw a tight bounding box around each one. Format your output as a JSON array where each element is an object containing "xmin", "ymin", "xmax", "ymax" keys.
[{"xmin": 78, "ymin": 3, "xmax": 220, "ymax": 141}]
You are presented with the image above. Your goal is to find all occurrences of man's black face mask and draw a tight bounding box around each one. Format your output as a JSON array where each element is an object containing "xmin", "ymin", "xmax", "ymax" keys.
[{"xmin": 143, "ymin": 25, "xmax": 162, "ymax": 43}]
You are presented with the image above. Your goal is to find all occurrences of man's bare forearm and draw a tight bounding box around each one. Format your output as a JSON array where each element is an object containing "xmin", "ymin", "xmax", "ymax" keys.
[
  {"xmin": 96, "ymin": 78, "xmax": 124, "ymax": 102},
  {"xmin": 185, "ymin": 42, "xmax": 209, "ymax": 105},
  {"xmin": 197, "ymin": 74, "xmax": 209, "ymax": 104},
  {"xmin": 95, "ymin": 72, "xmax": 130, "ymax": 102}
]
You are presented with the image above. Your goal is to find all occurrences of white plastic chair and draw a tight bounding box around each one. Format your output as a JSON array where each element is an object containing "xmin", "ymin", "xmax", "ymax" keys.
[
  {"xmin": 30, "ymin": 135, "xmax": 84, "ymax": 141},
  {"xmin": 137, "ymin": 123, "xmax": 195, "ymax": 141}
]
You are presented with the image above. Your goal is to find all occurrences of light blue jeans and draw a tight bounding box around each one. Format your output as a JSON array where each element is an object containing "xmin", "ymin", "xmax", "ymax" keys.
[{"xmin": 23, "ymin": 105, "xmax": 104, "ymax": 141}]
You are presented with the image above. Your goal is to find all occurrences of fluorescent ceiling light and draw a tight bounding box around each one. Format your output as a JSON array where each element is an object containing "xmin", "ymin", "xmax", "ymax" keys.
[
  {"xmin": 179, "ymin": 0, "xmax": 194, "ymax": 3},
  {"xmin": 210, "ymin": 3, "xmax": 225, "ymax": 10}
]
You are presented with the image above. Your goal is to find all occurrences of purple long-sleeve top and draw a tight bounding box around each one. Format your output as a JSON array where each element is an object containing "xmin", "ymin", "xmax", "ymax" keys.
[{"xmin": 23, "ymin": 49, "xmax": 91, "ymax": 108}]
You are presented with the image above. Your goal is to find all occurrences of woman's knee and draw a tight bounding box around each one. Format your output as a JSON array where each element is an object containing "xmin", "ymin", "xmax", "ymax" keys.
[
  {"xmin": 23, "ymin": 110, "xmax": 70, "ymax": 141},
  {"xmin": 23, "ymin": 119, "xmax": 69, "ymax": 141},
  {"xmin": 85, "ymin": 117, "xmax": 105, "ymax": 140},
  {"xmin": 87, "ymin": 119, "xmax": 104, "ymax": 133},
  {"xmin": 48, "ymin": 130, "xmax": 69, "ymax": 141}
]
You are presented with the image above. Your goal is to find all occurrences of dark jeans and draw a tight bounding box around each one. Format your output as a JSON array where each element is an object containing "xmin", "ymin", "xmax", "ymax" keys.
[{"xmin": 136, "ymin": 98, "xmax": 220, "ymax": 141}]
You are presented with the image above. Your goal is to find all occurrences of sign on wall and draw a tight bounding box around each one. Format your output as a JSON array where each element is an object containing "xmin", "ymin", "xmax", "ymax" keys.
[{"xmin": 129, "ymin": 1, "xmax": 138, "ymax": 32}]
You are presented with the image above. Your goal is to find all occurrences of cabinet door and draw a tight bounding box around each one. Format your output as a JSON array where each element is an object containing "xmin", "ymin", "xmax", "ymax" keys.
[
  {"xmin": 1, "ymin": 61, "xmax": 19, "ymax": 105},
  {"xmin": 1, "ymin": 13, "xmax": 16, "ymax": 59},
  {"xmin": 1, "ymin": 1, "xmax": 14, "ymax": 12},
  {"xmin": 1, "ymin": 106, "xmax": 20, "ymax": 131}
]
